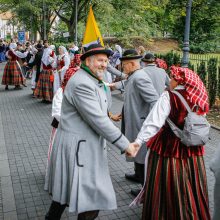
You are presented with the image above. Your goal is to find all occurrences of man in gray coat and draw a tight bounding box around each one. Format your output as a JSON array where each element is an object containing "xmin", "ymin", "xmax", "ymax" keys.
[
  {"xmin": 142, "ymin": 52, "xmax": 170, "ymax": 93},
  {"xmin": 44, "ymin": 44, "xmax": 139, "ymax": 220},
  {"xmin": 118, "ymin": 50, "xmax": 160, "ymax": 196}
]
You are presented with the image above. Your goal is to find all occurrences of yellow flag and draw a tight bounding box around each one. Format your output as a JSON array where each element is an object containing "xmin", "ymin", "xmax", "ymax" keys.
[{"xmin": 82, "ymin": 7, "xmax": 104, "ymax": 47}]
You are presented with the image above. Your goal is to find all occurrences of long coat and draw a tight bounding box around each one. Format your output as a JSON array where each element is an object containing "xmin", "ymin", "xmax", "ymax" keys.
[
  {"xmin": 143, "ymin": 64, "xmax": 170, "ymax": 94},
  {"xmin": 123, "ymin": 69, "xmax": 159, "ymax": 164},
  {"xmin": 44, "ymin": 68, "xmax": 129, "ymax": 213},
  {"xmin": 210, "ymin": 144, "xmax": 220, "ymax": 220}
]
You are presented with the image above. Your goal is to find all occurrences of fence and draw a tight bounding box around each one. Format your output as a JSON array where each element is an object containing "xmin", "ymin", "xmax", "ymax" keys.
[{"xmin": 157, "ymin": 51, "xmax": 220, "ymax": 107}]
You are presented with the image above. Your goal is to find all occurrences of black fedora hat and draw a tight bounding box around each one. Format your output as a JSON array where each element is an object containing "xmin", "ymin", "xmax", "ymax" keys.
[
  {"xmin": 119, "ymin": 49, "xmax": 142, "ymax": 61},
  {"xmin": 141, "ymin": 52, "xmax": 155, "ymax": 62},
  {"xmin": 81, "ymin": 43, "xmax": 113, "ymax": 61}
]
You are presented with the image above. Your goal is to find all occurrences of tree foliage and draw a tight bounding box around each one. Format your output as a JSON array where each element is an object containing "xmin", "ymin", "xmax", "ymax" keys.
[{"xmin": 0, "ymin": 0, "xmax": 219, "ymax": 52}]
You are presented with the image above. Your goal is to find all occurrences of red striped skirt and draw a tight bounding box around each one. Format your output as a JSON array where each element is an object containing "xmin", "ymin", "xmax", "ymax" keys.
[
  {"xmin": 142, "ymin": 151, "xmax": 211, "ymax": 220},
  {"xmin": 1, "ymin": 60, "xmax": 23, "ymax": 85},
  {"xmin": 34, "ymin": 69, "xmax": 53, "ymax": 101}
]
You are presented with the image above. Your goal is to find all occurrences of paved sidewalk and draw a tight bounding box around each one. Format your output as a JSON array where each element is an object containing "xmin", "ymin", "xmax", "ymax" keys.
[{"xmin": 0, "ymin": 62, "xmax": 219, "ymax": 220}]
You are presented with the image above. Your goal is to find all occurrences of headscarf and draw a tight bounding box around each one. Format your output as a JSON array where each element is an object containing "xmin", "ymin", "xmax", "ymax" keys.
[
  {"xmin": 42, "ymin": 47, "xmax": 53, "ymax": 66},
  {"xmin": 59, "ymin": 46, "xmax": 68, "ymax": 55},
  {"xmin": 70, "ymin": 54, "xmax": 81, "ymax": 68},
  {"xmin": 50, "ymin": 45, "xmax": 56, "ymax": 51},
  {"xmin": 156, "ymin": 58, "xmax": 168, "ymax": 70},
  {"xmin": 170, "ymin": 66, "xmax": 209, "ymax": 114},
  {"xmin": 115, "ymin": 44, "xmax": 122, "ymax": 57},
  {"xmin": 109, "ymin": 44, "xmax": 122, "ymax": 67},
  {"xmin": 9, "ymin": 43, "xmax": 17, "ymax": 50},
  {"xmin": 61, "ymin": 54, "xmax": 82, "ymax": 91}
]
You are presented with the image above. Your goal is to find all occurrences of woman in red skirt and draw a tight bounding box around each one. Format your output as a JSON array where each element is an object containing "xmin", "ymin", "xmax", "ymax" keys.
[
  {"xmin": 2, "ymin": 43, "xmax": 28, "ymax": 90},
  {"xmin": 131, "ymin": 66, "xmax": 211, "ymax": 220},
  {"xmin": 34, "ymin": 41, "xmax": 56, "ymax": 102}
]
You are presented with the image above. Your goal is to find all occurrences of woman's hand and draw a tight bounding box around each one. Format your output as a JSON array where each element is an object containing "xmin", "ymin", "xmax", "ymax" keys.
[{"xmin": 125, "ymin": 142, "xmax": 140, "ymax": 157}]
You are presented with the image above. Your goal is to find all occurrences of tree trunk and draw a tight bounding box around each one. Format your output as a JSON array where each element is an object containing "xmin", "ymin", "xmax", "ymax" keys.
[{"xmin": 67, "ymin": 23, "xmax": 75, "ymax": 42}]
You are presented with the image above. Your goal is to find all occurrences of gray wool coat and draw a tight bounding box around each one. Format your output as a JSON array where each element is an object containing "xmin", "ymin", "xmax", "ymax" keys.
[
  {"xmin": 123, "ymin": 69, "xmax": 159, "ymax": 164},
  {"xmin": 143, "ymin": 64, "xmax": 170, "ymax": 93},
  {"xmin": 210, "ymin": 144, "xmax": 220, "ymax": 220},
  {"xmin": 44, "ymin": 68, "xmax": 129, "ymax": 214}
]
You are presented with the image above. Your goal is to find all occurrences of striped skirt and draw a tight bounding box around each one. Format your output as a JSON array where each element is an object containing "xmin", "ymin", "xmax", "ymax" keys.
[
  {"xmin": 1, "ymin": 60, "xmax": 23, "ymax": 86},
  {"xmin": 142, "ymin": 151, "xmax": 211, "ymax": 220},
  {"xmin": 34, "ymin": 69, "xmax": 53, "ymax": 101}
]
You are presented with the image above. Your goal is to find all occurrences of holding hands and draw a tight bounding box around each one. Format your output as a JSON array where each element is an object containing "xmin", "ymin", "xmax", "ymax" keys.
[{"xmin": 125, "ymin": 142, "xmax": 140, "ymax": 158}]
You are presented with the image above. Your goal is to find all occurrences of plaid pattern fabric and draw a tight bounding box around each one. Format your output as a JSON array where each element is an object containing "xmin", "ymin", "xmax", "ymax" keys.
[
  {"xmin": 34, "ymin": 69, "xmax": 53, "ymax": 101},
  {"xmin": 69, "ymin": 54, "xmax": 82, "ymax": 68},
  {"xmin": 61, "ymin": 66, "xmax": 80, "ymax": 91},
  {"xmin": 156, "ymin": 58, "xmax": 168, "ymax": 70},
  {"xmin": 1, "ymin": 60, "xmax": 23, "ymax": 85},
  {"xmin": 170, "ymin": 66, "xmax": 209, "ymax": 114},
  {"xmin": 142, "ymin": 151, "xmax": 211, "ymax": 220}
]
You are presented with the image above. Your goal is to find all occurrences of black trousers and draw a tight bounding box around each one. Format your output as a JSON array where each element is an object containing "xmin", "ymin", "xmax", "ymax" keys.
[{"xmin": 45, "ymin": 201, "xmax": 99, "ymax": 220}]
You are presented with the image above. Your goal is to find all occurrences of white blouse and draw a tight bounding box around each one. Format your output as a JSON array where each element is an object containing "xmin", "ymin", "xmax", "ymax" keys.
[{"xmin": 135, "ymin": 86, "xmax": 185, "ymax": 146}]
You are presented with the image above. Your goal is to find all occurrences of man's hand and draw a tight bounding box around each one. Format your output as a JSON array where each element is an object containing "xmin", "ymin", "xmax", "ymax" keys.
[
  {"xmin": 110, "ymin": 113, "xmax": 122, "ymax": 122},
  {"xmin": 125, "ymin": 142, "xmax": 140, "ymax": 158},
  {"xmin": 108, "ymin": 83, "xmax": 116, "ymax": 91}
]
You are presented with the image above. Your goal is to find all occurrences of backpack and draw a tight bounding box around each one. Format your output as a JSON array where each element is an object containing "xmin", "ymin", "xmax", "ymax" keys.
[{"xmin": 166, "ymin": 90, "xmax": 210, "ymax": 147}]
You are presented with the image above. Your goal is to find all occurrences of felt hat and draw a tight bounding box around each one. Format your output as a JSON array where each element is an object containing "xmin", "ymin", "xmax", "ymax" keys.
[
  {"xmin": 119, "ymin": 49, "xmax": 142, "ymax": 61},
  {"xmin": 141, "ymin": 52, "xmax": 156, "ymax": 62},
  {"xmin": 80, "ymin": 43, "xmax": 113, "ymax": 61}
]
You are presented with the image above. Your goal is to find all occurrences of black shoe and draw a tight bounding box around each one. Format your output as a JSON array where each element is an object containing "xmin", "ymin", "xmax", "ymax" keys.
[
  {"xmin": 5, "ymin": 85, "xmax": 8, "ymax": 90},
  {"xmin": 125, "ymin": 173, "xmax": 141, "ymax": 183},
  {"xmin": 131, "ymin": 189, "xmax": 141, "ymax": 197},
  {"xmin": 14, "ymin": 86, "xmax": 22, "ymax": 90}
]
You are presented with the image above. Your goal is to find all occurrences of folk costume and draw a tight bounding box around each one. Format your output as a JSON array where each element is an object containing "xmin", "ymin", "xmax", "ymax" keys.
[
  {"xmin": 1, "ymin": 43, "xmax": 28, "ymax": 89},
  {"xmin": 132, "ymin": 66, "xmax": 211, "ymax": 220},
  {"xmin": 53, "ymin": 46, "xmax": 70, "ymax": 94},
  {"xmin": 34, "ymin": 46, "xmax": 55, "ymax": 102},
  {"xmin": 44, "ymin": 44, "xmax": 129, "ymax": 220}
]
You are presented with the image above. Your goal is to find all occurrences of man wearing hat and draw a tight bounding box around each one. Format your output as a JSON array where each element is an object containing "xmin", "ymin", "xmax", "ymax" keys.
[
  {"xmin": 118, "ymin": 49, "xmax": 160, "ymax": 196},
  {"xmin": 44, "ymin": 43, "xmax": 139, "ymax": 220},
  {"xmin": 142, "ymin": 52, "xmax": 170, "ymax": 94}
]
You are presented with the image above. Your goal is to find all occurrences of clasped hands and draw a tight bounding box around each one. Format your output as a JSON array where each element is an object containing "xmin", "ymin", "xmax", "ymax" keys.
[{"xmin": 125, "ymin": 142, "xmax": 140, "ymax": 158}]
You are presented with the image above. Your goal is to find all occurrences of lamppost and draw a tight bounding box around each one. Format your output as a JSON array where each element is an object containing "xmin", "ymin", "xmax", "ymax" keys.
[
  {"xmin": 43, "ymin": 0, "xmax": 47, "ymax": 40},
  {"xmin": 74, "ymin": 0, "xmax": 78, "ymax": 45},
  {"xmin": 181, "ymin": 0, "xmax": 193, "ymax": 67}
]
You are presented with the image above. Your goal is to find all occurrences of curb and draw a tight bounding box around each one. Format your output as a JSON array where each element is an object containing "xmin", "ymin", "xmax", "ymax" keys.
[{"xmin": 211, "ymin": 124, "xmax": 220, "ymax": 131}]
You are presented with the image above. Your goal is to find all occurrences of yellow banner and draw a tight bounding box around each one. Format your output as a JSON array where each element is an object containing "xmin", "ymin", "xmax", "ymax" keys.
[{"xmin": 82, "ymin": 7, "xmax": 104, "ymax": 47}]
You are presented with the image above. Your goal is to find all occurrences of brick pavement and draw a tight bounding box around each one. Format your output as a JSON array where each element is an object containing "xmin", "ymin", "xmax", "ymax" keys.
[{"xmin": 0, "ymin": 62, "xmax": 219, "ymax": 220}]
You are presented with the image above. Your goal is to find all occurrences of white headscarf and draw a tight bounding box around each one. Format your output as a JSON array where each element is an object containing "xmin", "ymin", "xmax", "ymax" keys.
[
  {"xmin": 50, "ymin": 45, "xmax": 56, "ymax": 51},
  {"xmin": 9, "ymin": 43, "xmax": 17, "ymax": 50},
  {"xmin": 59, "ymin": 46, "xmax": 68, "ymax": 55},
  {"xmin": 115, "ymin": 44, "xmax": 122, "ymax": 57},
  {"xmin": 42, "ymin": 47, "xmax": 53, "ymax": 66}
]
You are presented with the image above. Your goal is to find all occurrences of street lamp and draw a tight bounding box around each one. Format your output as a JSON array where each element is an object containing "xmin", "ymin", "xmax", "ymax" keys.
[
  {"xmin": 43, "ymin": 0, "xmax": 47, "ymax": 40},
  {"xmin": 181, "ymin": 0, "xmax": 193, "ymax": 67},
  {"xmin": 74, "ymin": 0, "xmax": 78, "ymax": 45}
]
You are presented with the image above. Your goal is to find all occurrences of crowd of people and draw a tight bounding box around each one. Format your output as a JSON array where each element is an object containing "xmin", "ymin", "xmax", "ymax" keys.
[{"xmin": 0, "ymin": 38, "xmax": 219, "ymax": 220}]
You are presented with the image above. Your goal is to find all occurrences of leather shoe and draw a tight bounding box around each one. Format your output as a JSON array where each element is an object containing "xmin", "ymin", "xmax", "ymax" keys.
[
  {"xmin": 131, "ymin": 189, "xmax": 141, "ymax": 197},
  {"xmin": 125, "ymin": 173, "xmax": 141, "ymax": 183}
]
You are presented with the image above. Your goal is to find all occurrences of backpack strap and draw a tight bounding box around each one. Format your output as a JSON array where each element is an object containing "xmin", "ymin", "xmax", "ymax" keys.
[
  {"xmin": 166, "ymin": 90, "xmax": 191, "ymax": 139},
  {"xmin": 171, "ymin": 90, "xmax": 192, "ymax": 113}
]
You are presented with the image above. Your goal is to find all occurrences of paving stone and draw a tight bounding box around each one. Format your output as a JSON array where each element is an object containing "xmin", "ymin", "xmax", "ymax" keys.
[{"xmin": 0, "ymin": 63, "xmax": 219, "ymax": 219}]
